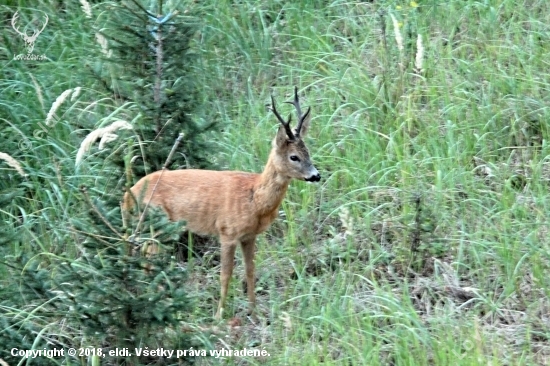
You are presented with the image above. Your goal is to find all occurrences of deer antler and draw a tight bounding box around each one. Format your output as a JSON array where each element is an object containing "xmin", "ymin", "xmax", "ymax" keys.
[
  {"xmin": 11, "ymin": 12, "xmax": 25, "ymax": 38},
  {"xmin": 11, "ymin": 11, "xmax": 49, "ymax": 43},
  {"xmin": 29, "ymin": 13, "xmax": 48, "ymax": 42},
  {"xmin": 270, "ymin": 95, "xmax": 295, "ymax": 140},
  {"xmin": 285, "ymin": 86, "xmax": 311, "ymax": 138}
]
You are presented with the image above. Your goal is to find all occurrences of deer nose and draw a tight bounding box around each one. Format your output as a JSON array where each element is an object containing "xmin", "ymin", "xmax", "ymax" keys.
[{"xmin": 305, "ymin": 173, "xmax": 321, "ymax": 182}]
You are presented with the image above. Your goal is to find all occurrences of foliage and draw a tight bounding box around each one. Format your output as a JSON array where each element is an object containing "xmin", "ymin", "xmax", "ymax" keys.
[
  {"xmin": 93, "ymin": 0, "xmax": 217, "ymax": 174},
  {"xmin": 2, "ymin": 0, "xmax": 550, "ymax": 365},
  {"xmin": 1, "ymin": 206, "xmax": 198, "ymax": 365},
  {"xmin": 1, "ymin": 0, "xmax": 212, "ymax": 364}
]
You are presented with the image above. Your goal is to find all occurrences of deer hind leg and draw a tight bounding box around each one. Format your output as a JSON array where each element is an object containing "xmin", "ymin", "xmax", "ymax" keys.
[
  {"xmin": 215, "ymin": 237, "xmax": 238, "ymax": 320},
  {"xmin": 241, "ymin": 236, "xmax": 257, "ymax": 318}
]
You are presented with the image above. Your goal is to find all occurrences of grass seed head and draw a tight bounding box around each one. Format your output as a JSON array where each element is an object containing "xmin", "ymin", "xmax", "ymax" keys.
[
  {"xmin": 0, "ymin": 152, "xmax": 26, "ymax": 177},
  {"xmin": 75, "ymin": 120, "xmax": 133, "ymax": 165}
]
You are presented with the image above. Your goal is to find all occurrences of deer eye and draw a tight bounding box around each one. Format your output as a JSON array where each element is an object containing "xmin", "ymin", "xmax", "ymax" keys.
[{"xmin": 290, "ymin": 155, "xmax": 300, "ymax": 162}]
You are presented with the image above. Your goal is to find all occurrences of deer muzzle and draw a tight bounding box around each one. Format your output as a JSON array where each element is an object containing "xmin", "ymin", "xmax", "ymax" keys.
[
  {"xmin": 304, "ymin": 167, "xmax": 321, "ymax": 182},
  {"xmin": 305, "ymin": 174, "xmax": 321, "ymax": 182}
]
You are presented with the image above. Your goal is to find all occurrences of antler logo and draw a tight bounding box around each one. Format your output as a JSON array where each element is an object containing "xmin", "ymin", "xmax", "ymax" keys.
[{"xmin": 11, "ymin": 11, "xmax": 48, "ymax": 54}]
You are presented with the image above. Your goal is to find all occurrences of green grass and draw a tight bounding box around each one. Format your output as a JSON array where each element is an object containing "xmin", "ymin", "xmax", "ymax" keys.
[{"xmin": 2, "ymin": 0, "xmax": 550, "ymax": 365}]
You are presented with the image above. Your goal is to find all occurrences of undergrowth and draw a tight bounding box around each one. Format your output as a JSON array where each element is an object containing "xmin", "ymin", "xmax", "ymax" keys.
[{"xmin": 1, "ymin": 0, "xmax": 550, "ymax": 365}]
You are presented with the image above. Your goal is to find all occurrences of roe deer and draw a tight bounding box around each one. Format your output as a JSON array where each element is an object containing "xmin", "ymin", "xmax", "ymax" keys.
[{"xmin": 124, "ymin": 87, "xmax": 320, "ymax": 319}]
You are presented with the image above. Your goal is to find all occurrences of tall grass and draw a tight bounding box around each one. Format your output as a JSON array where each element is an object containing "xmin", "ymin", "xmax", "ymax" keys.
[{"xmin": 2, "ymin": 0, "xmax": 550, "ymax": 364}]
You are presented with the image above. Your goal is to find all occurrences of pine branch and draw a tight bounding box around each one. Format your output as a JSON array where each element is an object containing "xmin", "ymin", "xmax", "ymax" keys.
[{"xmin": 80, "ymin": 185, "xmax": 123, "ymax": 238}]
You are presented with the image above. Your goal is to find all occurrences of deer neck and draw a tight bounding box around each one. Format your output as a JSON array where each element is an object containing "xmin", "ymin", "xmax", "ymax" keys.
[{"xmin": 253, "ymin": 150, "xmax": 290, "ymax": 215}]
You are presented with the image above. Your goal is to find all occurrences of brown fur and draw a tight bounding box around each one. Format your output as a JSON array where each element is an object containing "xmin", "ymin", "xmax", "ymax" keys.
[{"xmin": 123, "ymin": 90, "xmax": 319, "ymax": 319}]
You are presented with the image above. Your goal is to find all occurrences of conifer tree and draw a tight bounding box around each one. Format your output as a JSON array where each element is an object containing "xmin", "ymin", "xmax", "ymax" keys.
[
  {"xmin": 1, "ymin": 1, "xmax": 215, "ymax": 364},
  {"xmin": 93, "ymin": 0, "xmax": 217, "ymax": 175}
]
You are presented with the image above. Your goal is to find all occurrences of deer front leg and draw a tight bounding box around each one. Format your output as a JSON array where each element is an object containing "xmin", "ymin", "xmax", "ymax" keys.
[
  {"xmin": 215, "ymin": 237, "xmax": 237, "ymax": 320},
  {"xmin": 241, "ymin": 236, "xmax": 257, "ymax": 318}
]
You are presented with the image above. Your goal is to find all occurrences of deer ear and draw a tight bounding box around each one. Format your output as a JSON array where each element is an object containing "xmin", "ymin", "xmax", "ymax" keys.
[{"xmin": 275, "ymin": 125, "xmax": 289, "ymax": 148}]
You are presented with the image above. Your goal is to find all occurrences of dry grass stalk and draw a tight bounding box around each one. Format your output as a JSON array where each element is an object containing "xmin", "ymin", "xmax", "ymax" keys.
[
  {"xmin": 45, "ymin": 88, "xmax": 73, "ymax": 126},
  {"xmin": 29, "ymin": 73, "xmax": 44, "ymax": 112},
  {"xmin": 415, "ymin": 34, "xmax": 424, "ymax": 74},
  {"xmin": 390, "ymin": 14, "xmax": 403, "ymax": 52},
  {"xmin": 339, "ymin": 207, "xmax": 354, "ymax": 237},
  {"xmin": 95, "ymin": 33, "xmax": 112, "ymax": 58},
  {"xmin": 279, "ymin": 311, "xmax": 292, "ymax": 331},
  {"xmin": 75, "ymin": 120, "xmax": 133, "ymax": 165},
  {"xmin": 0, "ymin": 152, "xmax": 26, "ymax": 177},
  {"xmin": 98, "ymin": 133, "xmax": 119, "ymax": 150},
  {"xmin": 71, "ymin": 87, "xmax": 82, "ymax": 102},
  {"xmin": 79, "ymin": 0, "xmax": 92, "ymax": 18}
]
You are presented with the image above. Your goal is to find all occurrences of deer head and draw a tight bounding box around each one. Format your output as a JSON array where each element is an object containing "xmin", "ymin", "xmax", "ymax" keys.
[
  {"xmin": 11, "ymin": 11, "xmax": 49, "ymax": 54},
  {"xmin": 270, "ymin": 87, "xmax": 321, "ymax": 182}
]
